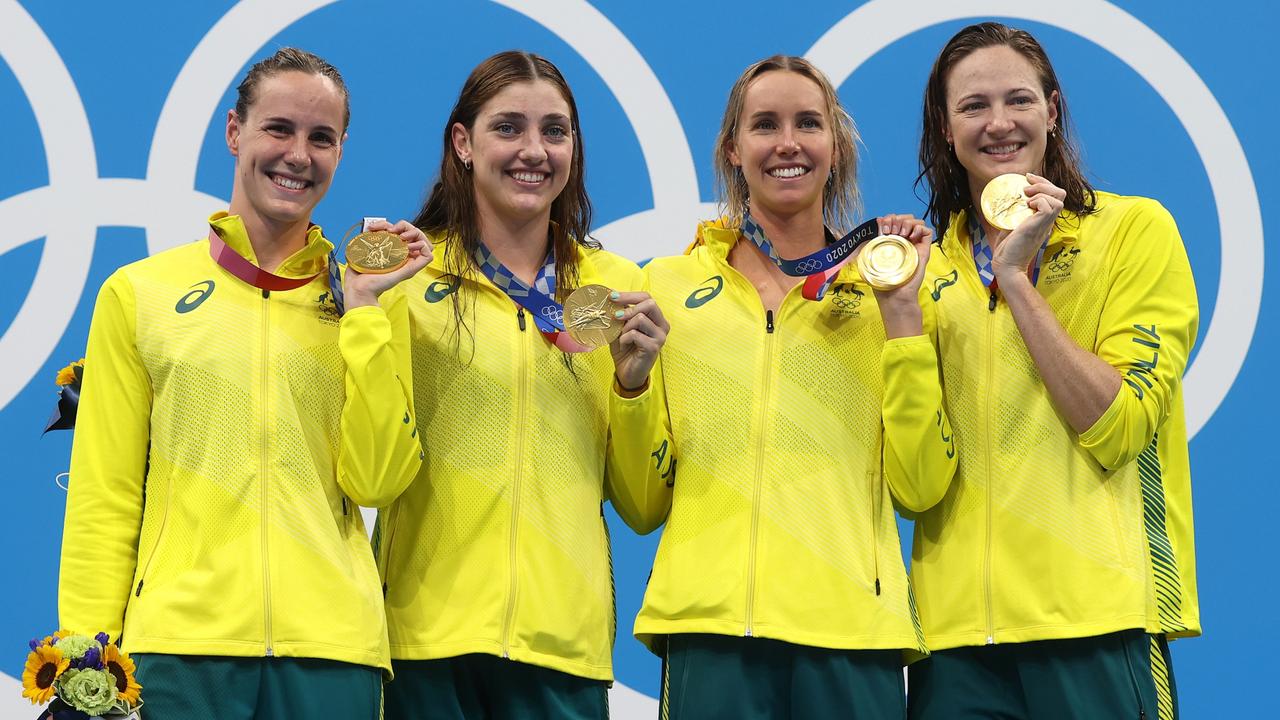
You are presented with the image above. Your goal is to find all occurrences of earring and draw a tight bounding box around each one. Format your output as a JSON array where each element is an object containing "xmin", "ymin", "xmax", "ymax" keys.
[{"xmin": 462, "ymin": 157, "xmax": 472, "ymax": 170}]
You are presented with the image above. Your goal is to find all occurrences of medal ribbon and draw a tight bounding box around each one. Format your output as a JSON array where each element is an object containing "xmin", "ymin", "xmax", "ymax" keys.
[
  {"xmin": 472, "ymin": 243, "xmax": 593, "ymax": 353},
  {"xmin": 207, "ymin": 225, "xmax": 346, "ymax": 315},
  {"xmin": 740, "ymin": 212, "xmax": 881, "ymax": 301},
  {"xmin": 968, "ymin": 214, "xmax": 1048, "ymax": 290}
]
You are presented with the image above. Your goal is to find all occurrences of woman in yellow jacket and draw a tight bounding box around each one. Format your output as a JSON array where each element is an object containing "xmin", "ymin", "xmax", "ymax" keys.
[
  {"xmin": 635, "ymin": 55, "xmax": 957, "ymax": 719},
  {"xmin": 375, "ymin": 51, "xmax": 671, "ymax": 720},
  {"xmin": 907, "ymin": 22, "xmax": 1200, "ymax": 720},
  {"xmin": 59, "ymin": 48, "xmax": 428, "ymax": 719}
]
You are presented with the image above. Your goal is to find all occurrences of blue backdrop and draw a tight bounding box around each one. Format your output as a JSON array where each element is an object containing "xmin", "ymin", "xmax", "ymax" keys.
[{"xmin": 2, "ymin": 0, "xmax": 1272, "ymax": 716}]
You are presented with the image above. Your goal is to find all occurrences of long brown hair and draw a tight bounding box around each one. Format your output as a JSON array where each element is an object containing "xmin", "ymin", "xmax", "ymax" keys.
[
  {"xmin": 413, "ymin": 50, "xmax": 597, "ymax": 341},
  {"xmin": 916, "ymin": 22, "xmax": 1095, "ymax": 238},
  {"xmin": 713, "ymin": 55, "xmax": 861, "ymax": 232}
]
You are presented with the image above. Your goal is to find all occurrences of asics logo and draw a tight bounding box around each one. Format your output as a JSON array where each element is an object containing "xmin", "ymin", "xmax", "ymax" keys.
[
  {"xmin": 424, "ymin": 277, "xmax": 459, "ymax": 303},
  {"xmin": 175, "ymin": 280, "xmax": 215, "ymax": 313},
  {"xmin": 685, "ymin": 276, "xmax": 724, "ymax": 308}
]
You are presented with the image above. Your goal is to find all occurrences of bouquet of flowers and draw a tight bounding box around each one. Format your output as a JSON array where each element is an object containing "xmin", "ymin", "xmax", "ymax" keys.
[
  {"xmin": 22, "ymin": 630, "xmax": 142, "ymax": 719},
  {"xmin": 44, "ymin": 359, "xmax": 84, "ymax": 433}
]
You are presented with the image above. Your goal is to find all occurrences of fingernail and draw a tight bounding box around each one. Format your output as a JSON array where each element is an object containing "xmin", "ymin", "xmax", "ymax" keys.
[
  {"xmin": 614, "ymin": 310, "xmax": 626, "ymax": 319},
  {"xmin": 610, "ymin": 291, "xmax": 620, "ymax": 300}
]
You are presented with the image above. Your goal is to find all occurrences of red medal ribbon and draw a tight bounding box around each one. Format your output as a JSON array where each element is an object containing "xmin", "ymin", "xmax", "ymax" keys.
[{"xmin": 207, "ymin": 227, "xmax": 321, "ymax": 291}]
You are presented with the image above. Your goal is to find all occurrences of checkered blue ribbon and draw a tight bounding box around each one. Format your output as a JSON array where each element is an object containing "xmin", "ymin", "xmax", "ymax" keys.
[
  {"xmin": 969, "ymin": 215, "xmax": 1048, "ymax": 288},
  {"xmin": 740, "ymin": 211, "xmax": 880, "ymax": 301},
  {"xmin": 472, "ymin": 242, "xmax": 593, "ymax": 352}
]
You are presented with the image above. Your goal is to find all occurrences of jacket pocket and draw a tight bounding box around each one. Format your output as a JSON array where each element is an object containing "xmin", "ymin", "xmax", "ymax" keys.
[{"xmin": 132, "ymin": 472, "xmax": 174, "ymax": 598}]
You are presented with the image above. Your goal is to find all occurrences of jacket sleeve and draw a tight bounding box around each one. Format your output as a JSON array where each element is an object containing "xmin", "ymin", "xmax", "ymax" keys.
[
  {"xmin": 59, "ymin": 272, "xmax": 151, "ymax": 640},
  {"xmin": 604, "ymin": 265, "xmax": 675, "ymax": 534},
  {"xmin": 881, "ymin": 293, "xmax": 957, "ymax": 513},
  {"xmin": 1078, "ymin": 200, "xmax": 1199, "ymax": 470},
  {"xmin": 336, "ymin": 287, "xmax": 423, "ymax": 508},
  {"xmin": 605, "ymin": 360, "xmax": 675, "ymax": 535}
]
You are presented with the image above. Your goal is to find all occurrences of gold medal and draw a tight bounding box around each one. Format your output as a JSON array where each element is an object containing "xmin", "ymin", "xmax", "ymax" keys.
[
  {"xmin": 345, "ymin": 226, "xmax": 409, "ymax": 274},
  {"xmin": 856, "ymin": 234, "xmax": 918, "ymax": 290},
  {"xmin": 980, "ymin": 173, "xmax": 1034, "ymax": 231},
  {"xmin": 563, "ymin": 284, "xmax": 625, "ymax": 351}
]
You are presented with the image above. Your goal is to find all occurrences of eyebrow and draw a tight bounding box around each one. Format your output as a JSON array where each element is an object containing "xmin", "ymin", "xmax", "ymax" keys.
[
  {"xmin": 747, "ymin": 109, "xmax": 824, "ymax": 120},
  {"xmin": 490, "ymin": 112, "xmax": 571, "ymax": 123},
  {"xmin": 259, "ymin": 116, "xmax": 338, "ymax": 135}
]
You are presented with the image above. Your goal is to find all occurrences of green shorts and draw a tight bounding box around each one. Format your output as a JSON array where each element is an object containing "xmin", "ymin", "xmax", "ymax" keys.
[
  {"xmin": 907, "ymin": 630, "xmax": 1178, "ymax": 720},
  {"xmin": 131, "ymin": 653, "xmax": 382, "ymax": 720},
  {"xmin": 659, "ymin": 633, "xmax": 906, "ymax": 720},
  {"xmin": 383, "ymin": 654, "xmax": 608, "ymax": 720}
]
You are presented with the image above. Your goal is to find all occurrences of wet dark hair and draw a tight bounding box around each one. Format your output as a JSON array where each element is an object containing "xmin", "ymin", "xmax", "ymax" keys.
[
  {"xmin": 235, "ymin": 47, "xmax": 350, "ymax": 132},
  {"xmin": 916, "ymin": 22, "xmax": 1095, "ymax": 238}
]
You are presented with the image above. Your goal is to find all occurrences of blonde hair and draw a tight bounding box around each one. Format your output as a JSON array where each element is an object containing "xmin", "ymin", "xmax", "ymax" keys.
[{"xmin": 713, "ymin": 55, "xmax": 861, "ymax": 231}]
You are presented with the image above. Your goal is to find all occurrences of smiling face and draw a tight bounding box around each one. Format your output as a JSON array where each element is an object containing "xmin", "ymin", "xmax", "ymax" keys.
[
  {"xmin": 727, "ymin": 70, "xmax": 834, "ymax": 221},
  {"xmin": 452, "ymin": 79, "xmax": 574, "ymax": 229},
  {"xmin": 944, "ymin": 44, "xmax": 1059, "ymax": 206},
  {"xmin": 226, "ymin": 70, "xmax": 345, "ymax": 233}
]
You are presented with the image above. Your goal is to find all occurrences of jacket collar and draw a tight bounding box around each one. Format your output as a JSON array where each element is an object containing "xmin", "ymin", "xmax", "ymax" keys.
[{"xmin": 208, "ymin": 211, "xmax": 332, "ymax": 279}]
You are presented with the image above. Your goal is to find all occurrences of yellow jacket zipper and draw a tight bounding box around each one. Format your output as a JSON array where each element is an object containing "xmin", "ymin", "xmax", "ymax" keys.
[
  {"xmin": 502, "ymin": 306, "xmax": 530, "ymax": 657},
  {"xmin": 260, "ymin": 288, "xmax": 274, "ymax": 656},
  {"xmin": 745, "ymin": 309, "xmax": 777, "ymax": 636}
]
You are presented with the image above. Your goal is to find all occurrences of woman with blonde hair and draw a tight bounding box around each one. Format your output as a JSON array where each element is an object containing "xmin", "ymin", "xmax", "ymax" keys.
[{"xmin": 634, "ymin": 55, "xmax": 956, "ymax": 719}]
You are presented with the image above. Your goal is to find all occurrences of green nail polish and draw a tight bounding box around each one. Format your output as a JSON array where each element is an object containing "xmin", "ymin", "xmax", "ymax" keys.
[
  {"xmin": 614, "ymin": 310, "xmax": 625, "ymax": 319},
  {"xmin": 610, "ymin": 291, "xmax": 620, "ymax": 300}
]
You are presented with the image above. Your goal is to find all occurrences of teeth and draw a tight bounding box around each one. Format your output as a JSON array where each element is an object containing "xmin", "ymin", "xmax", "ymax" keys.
[
  {"xmin": 984, "ymin": 144, "xmax": 1021, "ymax": 155},
  {"xmin": 511, "ymin": 171, "xmax": 547, "ymax": 183},
  {"xmin": 769, "ymin": 166, "xmax": 808, "ymax": 178},
  {"xmin": 273, "ymin": 175, "xmax": 306, "ymax": 190}
]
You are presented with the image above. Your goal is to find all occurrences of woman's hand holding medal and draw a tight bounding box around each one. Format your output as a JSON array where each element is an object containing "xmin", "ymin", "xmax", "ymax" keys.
[
  {"xmin": 344, "ymin": 219, "xmax": 432, "ymax": 309},
  {"xmin": 868, "ymin": 213, "xmax": 932, "ymax": 339},
  {"xmin": 985, "ymin": 172, "xmax": 1065, "ymax": 281},
  {"xmin": 607, "ymin": 291, "xmax": 669, "ymax": 397}
]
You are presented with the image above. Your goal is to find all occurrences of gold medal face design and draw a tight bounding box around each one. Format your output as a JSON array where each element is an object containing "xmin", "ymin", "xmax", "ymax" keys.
[
  {"xmin": 345, "ymin": 230, "xmax": 409, "ymax": 274},
  {"xmin": 980, "ymin": 173, "xmax": 1035, "ymax": 231},
  {"xmin": 857, "ymin": 234, "xmax": 918, "ymax": 290},
  {"xmin": 563, "ymin": 284, "xmax": 625, "ymax": 350}
]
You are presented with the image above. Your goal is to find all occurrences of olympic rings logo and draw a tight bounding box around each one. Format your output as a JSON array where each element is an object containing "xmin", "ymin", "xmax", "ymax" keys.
[
  {"xmin": 0, "ymin": 1, "xmax": 1262, "ymax": 714},
  {"xmin": 795, "ymin": 259, "xmax": 825, "ymax": 273}
]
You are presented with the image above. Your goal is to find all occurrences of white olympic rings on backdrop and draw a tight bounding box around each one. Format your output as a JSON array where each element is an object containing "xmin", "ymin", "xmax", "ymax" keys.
[
  {"xmin": 0, "ymin": 0, "xmax": 1258, "ymax": 710},
  {"xmin": 806, "ymin": 0, "xmax": 1262, "ymax": 437}
]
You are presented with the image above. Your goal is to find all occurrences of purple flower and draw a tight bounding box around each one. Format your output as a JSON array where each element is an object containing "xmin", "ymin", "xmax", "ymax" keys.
[
  {"xmin": 28, "ymin": 638, "xmax": 39, "ymax": 651},
  {"xmin": 94, "ymin": 632, "xmax": 109, "ymax": 646},
  {"xmin": 75, "ymin": 645, "xmax": 103, "ymax": 670}
]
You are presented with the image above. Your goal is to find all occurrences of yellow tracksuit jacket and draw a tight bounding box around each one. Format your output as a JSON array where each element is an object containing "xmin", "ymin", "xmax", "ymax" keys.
[
  {"xmin": 59, "ymin": 212, "xmax": 420, "ymax": 670},
  {"xmin": 377, "ymin": 239, "xmax": 671, "ymax": 681},
  {"xmin": 634, "ymin": 220, "xmax": 957, "ymax": 655},
  {"xmin": 914, "ymin": 193, "xmax": 1201, "ymax": 650}
]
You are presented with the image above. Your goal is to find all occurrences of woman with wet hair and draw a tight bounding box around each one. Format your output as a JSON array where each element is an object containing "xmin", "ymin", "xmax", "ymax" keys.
[
  {"xmin": 375, "ymin": 50, "xmax": 671, "ymax": 720},
  {"xmin": 634, "ymin": 55, "xmax": 956, "ymax": 719},
  {"xmin": 908, "ymin": 22, "xmax": 1200, "ymax": 720},
  {"xmin": 60, "ymin": 47, "xmax": 429, "ymax": 719}
]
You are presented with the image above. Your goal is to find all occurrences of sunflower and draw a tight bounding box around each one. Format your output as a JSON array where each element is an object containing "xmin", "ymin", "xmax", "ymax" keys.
[
  {"xmin": 101, "ymin": 643, "xmax": 142, "ymax": 706},
  {"xmin": 22, "ymin": 644, "xmax": 68, "ymax": 704},
  {"xmin": 55, "ymin": 360, "xmax": 84, "ymax": 387}
]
